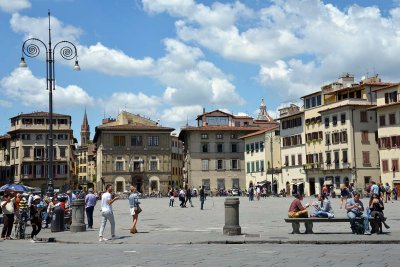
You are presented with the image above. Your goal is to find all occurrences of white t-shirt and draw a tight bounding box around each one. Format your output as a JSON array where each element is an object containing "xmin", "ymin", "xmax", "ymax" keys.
[
  {"xmin": 101, "ymin": 192, "xmax": 112, "ymax": 212},
  {"xmin": 1, "ymin": 200, "xmax": 15, "ymax": 214}
]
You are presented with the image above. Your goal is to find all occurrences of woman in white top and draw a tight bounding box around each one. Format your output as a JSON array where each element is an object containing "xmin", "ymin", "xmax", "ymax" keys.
[{"xmin": 128, "ymin": 186, "xmax": 140, "ymax": 234}]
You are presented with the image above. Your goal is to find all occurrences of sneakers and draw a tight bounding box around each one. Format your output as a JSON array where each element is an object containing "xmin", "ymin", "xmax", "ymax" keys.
[
  {"xmin": 99, "ymin": 237, "xmax": 108, "ymax": 242},
  {"xmin": 364, "ymin": 230, "xmax": 371, "ymax": 235}
]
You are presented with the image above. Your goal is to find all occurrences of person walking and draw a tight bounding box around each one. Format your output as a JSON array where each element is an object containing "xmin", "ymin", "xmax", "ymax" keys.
[
  {"xmin": 179, "ymin": 188, "xmax": 186, "ymax": 208},
  {"xmin": 169, "ymin": 188, "xmax": 175, "ymax": 207},
  {"xmin": 128, "ymin": 185, "xmax": 140, "ymax": 234},
  {"xmin": 1, "ymin": 193, "xmax": 15, "ymax": 240},
  {"xmin": 30, "ymin": 195, "xmax": 43, "ymax": 241},
  {"xmin": 85, "ymin": 188, "xmax": 97, "ymax": 229},
  {"xmin": 99, "ymin": 184, "xmax": 119, "ymax": 242},
  {"xmin": 199, "ymin": 186, "xmax": 205, "ymax": 210},
  {"xmin": 185, "ymin": 187, "xmax": 194, "ymax": 207}
]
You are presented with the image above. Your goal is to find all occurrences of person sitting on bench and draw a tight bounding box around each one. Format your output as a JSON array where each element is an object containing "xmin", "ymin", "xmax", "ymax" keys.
[
  {"xmin": 288, "ymin": 194, "xmax": 310, "ymax": 218},
  {"xmin": 369, "ymin": 193, "xmax": 390, "ymax": 234},
  {"xmin": 312, "ymin": 193, "xmax": 334, "ymax": 218},
  {"xmin": 345, "ymin": 192, "xmax": 371, "ymax": 235}
]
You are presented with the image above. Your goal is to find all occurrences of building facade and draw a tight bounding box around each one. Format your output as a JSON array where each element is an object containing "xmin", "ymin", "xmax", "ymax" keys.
[
  {"xmin": 373, "ymin": 83, "xmax": 400, "ymax": 192},
  {"xmin": 4, "ymin": 112, "xmax": 76, "ymax": 191},
  {"xmin": 303, "ymin": 74, "xmax": 387, "ymax": 194},
  {"xmin": 171, "ymin": 135, "xmax": 184, "ymax": 189},
  {"xmin": 278, "ymin": 105, "xmax": 307, "ymax": 196},
  {"xmin": 94, "ymin": 111, "xmax": 174, "ymax": 194},
  {"xmin": 179, "ymin": 102, "xmax": 276, "ymax": 193}
]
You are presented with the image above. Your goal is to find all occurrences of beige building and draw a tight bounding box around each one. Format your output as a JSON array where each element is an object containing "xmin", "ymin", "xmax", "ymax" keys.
[
  {"xmin": 278, "ymin": 104, "xmax": 307, "ymax": 196},
  {"xmin": 2, "ymin": 112, "xmax": 76, "ymax": 191},
  {"xmin": 93, "ymin": 111, "xmax": 174, "ymax": 194},
  {"xmin": 0, "ymin": 135, "xmax": 12, "ymax": 186},
  {"xmin": 179, "ymin": 100, "xmax": 277, "ymax": 193},
  {"xmin": 303, "ymin": 74, "xmax": 388, "ymax": 194},
  {"xmin": 240, "ymin": 126, "xmax": 281, "ymax": 194},
  {"xmin": 372, "ymin": 83, "xmax": 400, "ymax": 192}
]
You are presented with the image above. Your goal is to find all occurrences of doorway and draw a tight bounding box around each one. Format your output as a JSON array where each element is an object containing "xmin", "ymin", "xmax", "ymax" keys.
[
  {"xmin": 309, "ymin": 178, "xmax": 315, "ymax": 196},
  {"xmin": 131, "ymin": 176, "xmax": 143, "ymax": 193}
]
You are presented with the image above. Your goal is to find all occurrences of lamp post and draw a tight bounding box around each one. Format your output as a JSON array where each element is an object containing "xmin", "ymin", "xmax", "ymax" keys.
[{"xmin": 19, "ymin": 10, "xmax": 80, "ymax": 195}]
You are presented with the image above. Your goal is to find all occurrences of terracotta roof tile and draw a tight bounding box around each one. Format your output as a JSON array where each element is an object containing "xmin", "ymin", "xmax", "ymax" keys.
[{"xmin": 11, "ymin": 111, "xmax": 70, "ymax": 119}]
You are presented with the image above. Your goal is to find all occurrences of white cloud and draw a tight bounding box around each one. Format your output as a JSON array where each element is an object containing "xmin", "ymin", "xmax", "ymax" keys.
[
  {"xmin": 0, "ymin": 0, "xmax": 30, "ymax": 13},
  {"xmin": 100, "ymin": 92, "xmax": 161, "ymax": 120},
  {"xmin": 161, "ymin": 105, "xmax": 203, "ymax": 126},
  {"xmin": 0, "ymin": 68, "xmax": 94, "ymax": 108}
]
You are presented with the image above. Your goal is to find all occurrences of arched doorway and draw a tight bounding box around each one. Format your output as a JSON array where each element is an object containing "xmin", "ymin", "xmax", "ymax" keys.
[
  {"xmin": 131, "ymin": 175, "xmax": 143, "ymax": 193},
  {"xmin": 149, "ymin": 176, "xmax": 160, "ymax": 194}
]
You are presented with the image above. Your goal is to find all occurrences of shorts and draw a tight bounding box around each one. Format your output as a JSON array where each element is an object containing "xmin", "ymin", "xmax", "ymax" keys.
[{"xmin": 130, "ymin": 208, "xmax": 136, "ymax": 216}]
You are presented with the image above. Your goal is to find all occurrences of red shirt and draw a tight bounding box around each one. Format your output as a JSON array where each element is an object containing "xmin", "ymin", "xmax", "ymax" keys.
[{"xmin": 288, "ymin": 198, "xmax": 305, "ymax": 212}]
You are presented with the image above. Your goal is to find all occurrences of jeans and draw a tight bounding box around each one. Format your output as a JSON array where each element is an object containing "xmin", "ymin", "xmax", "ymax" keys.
[
  {"xmin": 169, "ymin": 199, "xmax": 174, "ymax": 207},
  {"xmin": 347, "ymin": 211, "xmax": 369, "ymax": 231},
  {"xmin": 1, "ymin": 214, "xmax": 14, "ymax": 238},
  {"xmin": 200, "ymin": 197, "xmax": 204, "ymax": 210},
  {"xmin": 99, "ymin": 210, "xmax": 115, "ymax": 237},
  {"xmin": 86, "ymin": 206, "xmax": 94, "ymax": 228},
  {"xmin": 31, "ymin": 222, "xmax": 42, "ymax": 238},
  {"xmin": 314, "ymin": 211, "xmax": 332, "ymax": 218}
]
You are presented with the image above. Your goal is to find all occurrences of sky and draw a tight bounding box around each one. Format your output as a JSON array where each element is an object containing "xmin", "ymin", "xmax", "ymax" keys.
[{"xmin": 1, "ymin": 0, "xmax": 400, "ymax": 143}]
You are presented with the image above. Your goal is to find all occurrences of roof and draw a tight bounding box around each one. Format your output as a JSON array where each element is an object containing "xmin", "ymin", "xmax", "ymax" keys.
[
  {"xmin": 180, "ymin": 126, "xmax": 265, "ymax": 132},
  {"xmin": 318, "ymin": 101, "xmax": 376, "ymax": 113},
  {"xmin": 367, "ymin": 101, "xmax": 400, "ymax": 110},
  {"xmin": 10, "ymin": 111, "xmax": 70, "ymax": 119},
  {"xmin": 196, "ymin": 109, "xmax": 234, "ymax": 120},
  {"xmin": 238, "ymin": 125, "xmax": 279, "ymax": 139},
  {"xmin": 323, "ymin": 82, "xmax": 396, "ymax": 95},
  {"xmin": 276, "ymin": 110, "xmax": 304, "ymax": 121},
  {"xmin": 301, "ymin": 90, "xmax": 321, "ymax": 99},
  {"xmin": 371, "ymin": 83, "xmax": 400, "ymax": 92},
  {"xmin": 93, "ymin": 123, "xmax": 175, "ymax": 143}
]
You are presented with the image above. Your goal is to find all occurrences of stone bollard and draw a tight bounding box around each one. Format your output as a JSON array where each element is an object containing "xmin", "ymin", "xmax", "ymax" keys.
[
  {"xmin": 223, "ymin": 197, "xmax": 241, "ymax": 235},
  {"xmin": 70, "ymin": 199, "xmax": 86, "ymax": 232}
]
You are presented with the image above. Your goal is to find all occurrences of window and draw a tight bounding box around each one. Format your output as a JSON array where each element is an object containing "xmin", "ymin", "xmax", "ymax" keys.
[
  {"xmin": 231, "ymin": 159, "xmax": 239, "ymax": 170},
  {"xmin": 382, "ymin": 160, "xmax": 389, "ymax": 172},
  {"xmin": 34, "ymin": 148, "xmax": 44, "ymax": 159},
  {"xmin": 235, "ymin": 121, "xmax": 241, "ymax": 127},
  {"xmin": 23, "ymin": 147, "xmax": 30, "ymax": 158},
  {"xmin": 217, "ymin": 143, "xmax": 223, "ymax": 153},
  {"xmin": 392, "ymin": 159, "xmax": 399, "ymax": 172},
  {"xmin": 341, "ymin": 131, "xmax": 348, "ymax": 143},
  {"xmin": 202, "ymin": 179, "xmax": 210, "ymax": 190},
  {"xmin": 311, "ymin": 96, "xmax": 316, "ymax": 107},
  {"xmin": 131, "ymin": 136, "xmax": 143, "ymax": 146},
  {"xmin": 250, "ymin": 143, "xmax": 254, "ymax": 152},
  {"xmin": 332, "ymin": 115, "xmax": 338, "ymax": 126},
  {"xmin": 332, "ymin": 132, "xmax": 340, "ymax": 144},
  {"xmin": 216, "ymin": 159, "xmax": 224, "ymax": 170},
  {"xmin": 389, "ymin": 113, "xmax": 396, "ymax": 125},
  {"xmin": 256, "ymin": 161, "xmax": 260, "ymax": 172},
  {"xmin": 58, "ymin": 118, "xmax": 68, "ymax": 125},
  {"xmin": 36, "ymin": 134, "xmax": 43, "ymax": 140},
  {"xmin": 284, "ymin": 156, "xmax": 289, "ymax": 166},
  {"xmin": 361, "ymin": 131, "xmax": 369, "ymax": 143},
  {"xmin": 326, "ymin": 152, "xmax": 331, "ymax": 164},
  {"xmin": 246, "ymin": 144, "xmax": 250, "ymax": 154},
  {"xmin": 379, "ymin": 115, "xmax": 386, "ymax": 127},
  {"xmin": 35, "ymin": 165, "xmax": 42, "ymax": 177},
  {"xmin": 340, "ymin": 113, "xmax": 346, "ymax": 124},
  {"xmin": 217, "ymin": 179, "xmax": 225, "ymax": 190},
  {"xmin": 57, "ymin": 164, "xmax": 66, "ymax": 175},
  {"xmin": 231, "ymin": 143, "xmax": 238, "ymax": 153},
  {"xmin": 231, "ymin": 134, "xmax": 237, "ymax": 139},
  {"xmin": 150, "ymin": 160, "xmax": 158, "ymax": 171},
  {"xmin": 342, "ymin": 150, "xmax": 348, "ymax": 163},
  {"xmin": 362, "ymin": 151, "xmax": 371, "ymax": 166},
  {"xmin": 291, "ymin": 155, "xmax": 296, "ymax": 166},
  {"xmin": 206, "ymin": 116, "xmax": 228, "ymax": 126},
  {"xmin": 21, "ymin": 134, "xmax": 30, "ymax": 140},
  {"xmin": 260, "ymin": 160, "xmax": 264, "ymax": 171},
  {"xmin": 201, "ymin": 133, "xmax": 208, "ymax": 139},
  {"xmin": 60, "ymin": 147, "xmax": 66, "ymax": 158},
  {"xmin": 360, "ymin": 111, "xmax": 368, "ymax": 123},
  {"xmin": 305, "ymin": 98, "xmax": 310, "ymax": 109},
  {"xmin": 385, "ymin": 91, "xmax": 398, "ymax": 104},
  {"xmin": 148, "ymin": 136, "xmax": 159, "ymax": 146},
  {"xmin": 201, "ymin": 143, "xmax": 208, "ymax": 153},
  {"xmin": 116, "ymin": 161, "xmax": 124, "ymax": 171},
  {"xmin": 216, "ymin": 134, "xmax": 223, "ymax": 139},
  {"xmin": 298, "ymin": 154, "xmax": 302, "ymax": 166},
  {"xmin": 255, "ymin": 142, "xmax": 259, "ymax": 152},
  {"xmin": 247, "ymin": 162, "xmax": 250, "ymax": 173},
  {"xmin": 316, "ymin": 95, "xmax": 322, "ymax": 106},
  {"xmin": 22, "ymin": 165, "xmax": 32, "ymax": 176},
  {"xmin": 325, "ymin": 133, "xmax": 330, "ymax": 145},
  {"xmin": 334, "ymin": 151, "xmax": 339, "ymax": 165},
  {"xmin": 113, "ymin": 136, "xmax": 126, "ymax": 146},
  {"xmin": 202, "ymin": 160, "xmax": 209, "ymax": 171},
  {"xmin": 251, "ymin": 161, "xmax": 255, "ymax": 173},
  {"xmin": 324, "ymin": 117, "xmax": 329, "ymax": 127},
  {"xmin": 58, "ymin": 134, "xmax": 68, "ymax": 140},
  {"xmin": 260, "ymin": 141, "xmax": 264, "ymax": 152}
]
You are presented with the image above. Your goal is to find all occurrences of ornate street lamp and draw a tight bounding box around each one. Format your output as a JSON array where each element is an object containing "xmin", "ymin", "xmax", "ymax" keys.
[{"xmin": 19, "ymin": 10, "xmax": 80, "ymax": 195}]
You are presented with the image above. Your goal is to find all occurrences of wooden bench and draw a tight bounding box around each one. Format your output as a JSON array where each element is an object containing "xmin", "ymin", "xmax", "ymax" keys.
[{"xmin": 284, "ymin": 217, "xmax": 382, "ymax": 234}]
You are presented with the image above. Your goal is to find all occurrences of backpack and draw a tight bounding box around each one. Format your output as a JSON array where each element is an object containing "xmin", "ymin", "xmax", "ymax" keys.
[
  {"xmin": 381, "ymin": 186, "xmax": 386, "ymax": 193},
  {"xmin": 352, "ymin": 222, "xmax": 365, "ymax": 235}
]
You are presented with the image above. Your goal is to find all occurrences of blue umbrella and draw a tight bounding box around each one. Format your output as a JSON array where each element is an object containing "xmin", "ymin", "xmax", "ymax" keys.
[{"xmin": 0, "ymin": 183, "xmax": 29, "ymax": 192}]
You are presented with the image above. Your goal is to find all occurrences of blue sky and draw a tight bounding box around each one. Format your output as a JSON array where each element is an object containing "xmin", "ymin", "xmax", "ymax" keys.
[{"xmin": 0, "ymin": 0, "xmax": 399, "ymax": 143}]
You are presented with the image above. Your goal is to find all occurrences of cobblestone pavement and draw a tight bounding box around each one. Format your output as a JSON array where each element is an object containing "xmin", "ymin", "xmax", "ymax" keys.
[{"xmin": 1, "ymin": 196, "xmax": 400, "ymax": 266}]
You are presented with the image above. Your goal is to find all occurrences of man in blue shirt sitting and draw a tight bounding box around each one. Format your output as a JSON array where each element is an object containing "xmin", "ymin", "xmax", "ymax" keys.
[{"xmin": 346, "ymin": 192, "xmax": 371, "ymax": 235}]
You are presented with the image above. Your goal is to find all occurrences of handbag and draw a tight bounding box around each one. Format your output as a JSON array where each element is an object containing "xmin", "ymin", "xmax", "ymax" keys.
[{"xmin": 135, "ymin": 206, "xmax": 142, "ymax": 214}]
